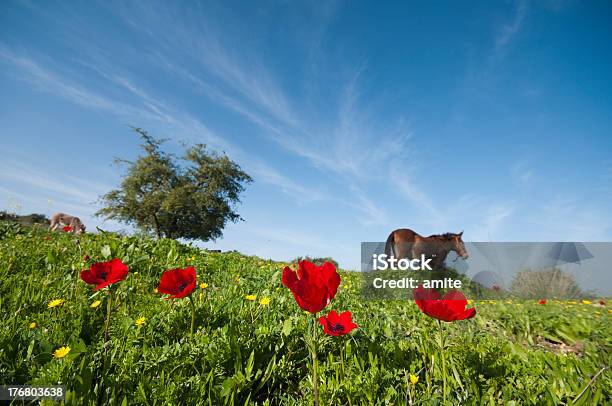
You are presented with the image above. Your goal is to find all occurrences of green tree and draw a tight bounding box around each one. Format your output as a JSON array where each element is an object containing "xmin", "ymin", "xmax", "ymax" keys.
[{"xmin": 97, "ymin": 128, "xmax": 252, "ymax": 240}]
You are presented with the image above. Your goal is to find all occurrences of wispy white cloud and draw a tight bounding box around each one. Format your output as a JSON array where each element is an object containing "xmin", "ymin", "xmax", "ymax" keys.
[
  {"xmin": 101, "ymin": 7, "xmax": 407, "ymax": 224},
  {"xmin": 0, "ymin": 157, "xmax": 123, "ymax": 230},
  {"xmin": 0, "ymin": 160, "xmax": 109, "ymax": 205},
  {"xmin": 495, "ymin": 0, "xmax": 530, "ymax": 54},
  {"xmin": 247, "ymin": 160, "xmax": 326, "ymax": 203},
  {"xmin": 101, "ymin": 3, "xmax": 411, "ymax": 189},
  {"xmin": 469, "ymin": 203, "xmax": 517, "ymax": 241},
  {"xmin": 529, "ymin": 196, "xmax": 612, "ymax": 241},
  {"xmin": 346, "ymin": 187, "xmax": 389, "ymax": 227},
  {"xmin": 0, "ymin": 45, "xmax": 325, "ymax": 204},
  {"xmin": 511, "ymin": 160, "xmax": 535, "ymax": 184},
  {"xmin": 388, "ymin": 160, "xmax": 441, "ymax": 220}
]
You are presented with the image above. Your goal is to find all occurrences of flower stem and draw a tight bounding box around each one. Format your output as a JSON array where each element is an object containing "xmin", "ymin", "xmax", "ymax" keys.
[
  {"xmin": 437, "ymin": 319, "xmax": 447, "ymax": 404},
  {"xmin": 340, "ymin": 337, "xmax": 346, "ymax": 380},
  {"xmin": 311, "ymin": 315, "xmax": 319, "ymax": 406},
  {"xmin": 104, "ymin": 291, "xmax": 113, "ymax": 355},
  {"xmin": 189, "ymin": 295, "xmax": 196, "ymax": 336}
]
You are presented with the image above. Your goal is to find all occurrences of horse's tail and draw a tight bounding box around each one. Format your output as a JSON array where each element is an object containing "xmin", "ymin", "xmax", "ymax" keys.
[{"xmin": 384, "ymin": 231, "xmax": 396, "ymax": 258}]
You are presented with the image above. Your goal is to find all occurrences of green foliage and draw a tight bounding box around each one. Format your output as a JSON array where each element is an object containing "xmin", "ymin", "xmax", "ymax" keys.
[
  {"xmin": 96, "ymin": 128, "xmax": 252, "ymax": 241},
  {"xmin": 292, "ymin": 256, "xmax": 339, "ymax": 268},
  {"xmin": 0, "ymin": 223, "xmax": 610, "ymax": 405}
]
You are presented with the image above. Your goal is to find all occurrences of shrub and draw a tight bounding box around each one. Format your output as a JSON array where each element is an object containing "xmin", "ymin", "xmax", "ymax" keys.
[
  {"xmin": 0, "ymin": 211, "xmax": 49, "ymax": 226},
  {"xmin": 510, "ymin": 268, "xmax": 584, "ymax": 299}
]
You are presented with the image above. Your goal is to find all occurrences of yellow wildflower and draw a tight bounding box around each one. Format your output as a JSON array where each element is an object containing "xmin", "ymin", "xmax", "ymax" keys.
[
  {"xmin": 409, "ymin": 374, "xmax": 419, "ymax": 385},
  {"xmin": 153, "ymin": 288, "xmax": 158, "ymax": 293},
  {"xmin": 259, "ymin": 297, "xmax": 271, "ymax": 306},
  {"xmin": 135, "ymin": 316, "xmax": 146, "ymax": 327},
  {"xmin": 467, "ymin": 300, "xmax": 473, "ymax": 305},
  {"xmin": 245, "ymin": 294, "xmax": 256, "ymax": 301},
  {"xmin": 200, "ymin": 282, "xmax": 208, "ymax": 289},
  {"xmin": 90, "ymin": 300, "xmax": 102, "ymax": 309},
  {"xmin": 582, "ymin": 300, "xmax": 592, "ymax": 305},
  {"xmin": 48, "ymin": 299, "xmax": 65, "ymax": 309},
  {"xmin": 29, "ymin": 322, "xmax": 37, "ymax": 329},
  {"xmin": 53, "ymin": 346, "xmax": 71, "ymax": 359}
]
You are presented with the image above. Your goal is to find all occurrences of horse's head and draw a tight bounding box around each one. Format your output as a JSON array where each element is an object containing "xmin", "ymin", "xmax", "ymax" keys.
[
  {"xmin": 76, "ymin": 224, "xmax": 86, "ymax": 235},
  {"xmin": 450, "ymin": 231, "xmax": 468, "ymax": 259}
]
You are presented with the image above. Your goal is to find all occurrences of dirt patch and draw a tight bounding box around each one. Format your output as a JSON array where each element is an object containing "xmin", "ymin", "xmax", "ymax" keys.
[{"xmin": 536, "ymin": 336, "xmax": 583, "ymax": 356}]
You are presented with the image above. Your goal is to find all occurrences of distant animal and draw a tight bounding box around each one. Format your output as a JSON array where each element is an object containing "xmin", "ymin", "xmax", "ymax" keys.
[
  {"xmin": 49, "ymin": 212, "xmax": 86, "ymax": 235},
  {"xmin": 384, "ymin": 228, "xmax": 468, "ymax": 270}
]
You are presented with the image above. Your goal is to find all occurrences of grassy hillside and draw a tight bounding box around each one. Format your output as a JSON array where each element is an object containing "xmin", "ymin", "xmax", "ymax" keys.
[{"xmin": 0, "ymin": 222, "xmax": 610, "ymax": 404}]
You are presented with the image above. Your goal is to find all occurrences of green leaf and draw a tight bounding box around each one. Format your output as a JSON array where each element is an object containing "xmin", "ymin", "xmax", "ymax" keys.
[{"xmin": 282, "ymin": 319, "xmax": 292, "ymax": 336}]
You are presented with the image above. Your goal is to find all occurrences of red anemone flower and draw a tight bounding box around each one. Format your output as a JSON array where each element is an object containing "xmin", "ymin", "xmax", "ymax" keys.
[
  {"xmin": 282, "ymin": 260, "xmax": 341, "ymax": 314},
  {"xmin": 319, "ymin": 310, "xmax": 358, "ymax": 336},
  {"xmin": 157, "ymin": 266, "xmax": 196, "ymax": 299},
  {"xmin": 538, "ymin": 299, "xmax": 546, "ymax": 305},
  {"xmin": 599, "ymin": 299, "xmax": 605, "ymax": 306},
  {"xmin": 413, "ymin": 286, "xmax": 476, "ymax": 322},
  {"xmin": 80, "ymin": 258, "xmax": 129, "ymax": 290},
  {"xmin": 63, "ymin": 225, "xmax": 73, "ymax": 232}
]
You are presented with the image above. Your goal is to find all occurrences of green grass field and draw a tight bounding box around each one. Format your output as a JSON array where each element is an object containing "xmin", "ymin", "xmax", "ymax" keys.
[{"xmin": 0, "ymin": 221, "xmax": 610, "ymax": 405}]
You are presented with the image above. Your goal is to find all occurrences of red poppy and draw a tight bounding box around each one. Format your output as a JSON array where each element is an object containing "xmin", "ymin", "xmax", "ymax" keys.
[
  {"xmin": 319, "ymin": 310, "xmax": 358, "ymax": 336},
  {"xmin": 157, "ymin": 266, "xmax": 196, "ymax": 299},
  {"xmin": 599, "ymin": 299, "xmax": 605, "ymax": 306},
  {"xmin": 63, "ymin": 225, "xmax": 73, "ymax": 232},
  {"xmin": 491, "ymin": 284, "xmax": 501, "ymax": 292},
  {"xmin": 282, "ymin": 260, "xmax": 341, "ymax": 314},
  {"xmin": 83, "ymin": 255, "xmax": 90, "ymax": 262},
  {"xmin": 538, "ymin": 299, "xmax": 546, "ymax": 305},
  {"xmin": 413, "ymin": 286, "xmax": 476, "ymax": 322},
  {"xmin": 80, "ymin": 258, "xmax": 129, "ymax": 290}
]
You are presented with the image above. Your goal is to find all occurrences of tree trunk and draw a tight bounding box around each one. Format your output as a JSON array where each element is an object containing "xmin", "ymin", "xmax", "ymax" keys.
[{"xmin": 152, "ymin": 213, "xmax": 162, "ymax": 239}]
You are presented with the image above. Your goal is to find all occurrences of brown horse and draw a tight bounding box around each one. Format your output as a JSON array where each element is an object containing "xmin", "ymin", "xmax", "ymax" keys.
[
  {"xmin": 384, "ymin": 228, "xmax": 468, "ymax": 270},
  {"xmin": 49, "ymin": 212, "xmax": 86, "ymax": 235}
]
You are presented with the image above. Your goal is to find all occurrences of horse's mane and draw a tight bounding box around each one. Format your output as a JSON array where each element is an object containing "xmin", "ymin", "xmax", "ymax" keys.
[{"xmin": 427, "ymin": 232, "xmax": 457, "ymax": 239}]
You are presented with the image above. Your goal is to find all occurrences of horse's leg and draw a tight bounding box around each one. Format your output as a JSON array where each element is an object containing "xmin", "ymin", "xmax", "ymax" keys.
[{"xmin": 49, "ymin": 214, "xmax": 59, "ymax": 231}]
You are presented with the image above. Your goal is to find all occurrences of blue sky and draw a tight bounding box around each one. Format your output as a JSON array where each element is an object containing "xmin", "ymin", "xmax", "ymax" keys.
[{"xmin": 1, "ymin": 0, "xmax": 611, "ymax": 269}]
